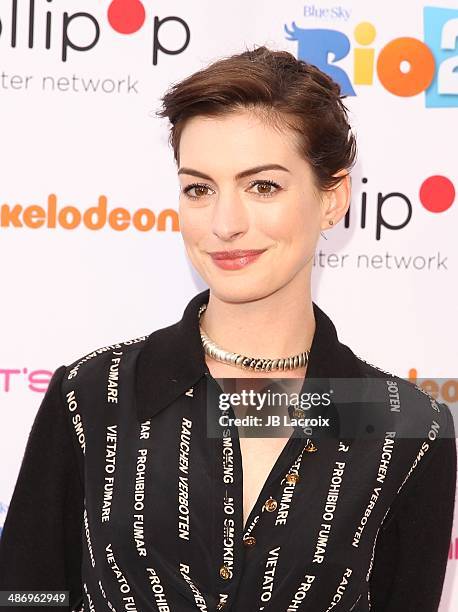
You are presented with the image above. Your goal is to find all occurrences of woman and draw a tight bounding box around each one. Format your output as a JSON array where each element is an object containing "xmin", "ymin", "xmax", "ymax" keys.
[{"xmin": 0, "ymin": 46, "xmax": 456, "ymax": 612}]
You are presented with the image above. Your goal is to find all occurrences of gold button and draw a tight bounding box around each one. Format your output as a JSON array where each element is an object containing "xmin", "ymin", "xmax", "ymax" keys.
[
  {"xmin": 305, "ymin": 441, "xmax": 318, "ymax": 453},
  {"xmin": 219, "ymin": 565, "xmax": 231, "ymax": 580},
  {"xmin": 286, "ymin": 472, "xmax": 300, "ymax": 484},
  {"xmin": 264, "ymin": 498, "xmax": 278, "ymax": 512},
  {"xmin": 243, "ymin": 535, "xmax": 256, "ymax": 547},
  {"xmin": 293, "ymin": 408, "xmax": 304, "ymax": 418}
]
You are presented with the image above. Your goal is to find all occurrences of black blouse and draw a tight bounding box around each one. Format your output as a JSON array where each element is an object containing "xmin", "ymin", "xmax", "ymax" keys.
[{"xmin": 0, "ymin": 288, "xmax": 456, "ymax": 612}]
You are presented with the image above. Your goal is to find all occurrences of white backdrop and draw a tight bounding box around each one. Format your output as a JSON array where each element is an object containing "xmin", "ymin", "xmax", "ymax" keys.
[{"xmin": 0, "ymin": 0, "xmax": 457, "ymax": 608}]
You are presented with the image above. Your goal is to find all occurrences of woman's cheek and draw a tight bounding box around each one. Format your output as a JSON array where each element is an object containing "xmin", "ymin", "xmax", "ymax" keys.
[{"xmin": 179, "ymin": 213, "xmax": 201, "ymax": 243}]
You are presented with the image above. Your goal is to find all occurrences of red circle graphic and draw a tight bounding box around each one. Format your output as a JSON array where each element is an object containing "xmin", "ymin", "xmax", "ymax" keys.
[
  {"xmin": 419, "ymin": 175, "xmax": 455, "ymax": 213},
  {"xmin": 107, "ymin": 0, "xmax": 146, "ymax": 34}
]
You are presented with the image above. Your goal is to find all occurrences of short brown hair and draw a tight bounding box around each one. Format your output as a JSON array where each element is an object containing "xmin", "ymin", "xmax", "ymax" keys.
[{"xmin": 155, "ymin": 44, "xmax": 357, "ymax": 191}]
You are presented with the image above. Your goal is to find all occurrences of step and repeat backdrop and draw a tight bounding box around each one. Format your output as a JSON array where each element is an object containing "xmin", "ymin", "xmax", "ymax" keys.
[{"xmin": 0, "ymin": 0, "xmax": 457, "ymax": 607}]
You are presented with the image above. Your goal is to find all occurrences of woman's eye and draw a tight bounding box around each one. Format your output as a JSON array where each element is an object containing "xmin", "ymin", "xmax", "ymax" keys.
[
  {"xmin": 249, "ymin": 180, "xmax": 281, "ymax": 197},
  {"xmin": 182, "ymin": 183, "xmax": 213, "ymax": 199}
]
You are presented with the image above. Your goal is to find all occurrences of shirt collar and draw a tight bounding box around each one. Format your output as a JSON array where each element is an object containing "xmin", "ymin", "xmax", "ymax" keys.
[{"xmin": 135, "ymin": 288, "xmax": 363, "ymax": 422}]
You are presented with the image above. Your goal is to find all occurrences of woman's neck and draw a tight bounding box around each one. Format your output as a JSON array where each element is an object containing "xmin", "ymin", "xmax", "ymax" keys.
[{"xmin": 200, "ymin": 275, "xmax": 315, "ymax": 361}]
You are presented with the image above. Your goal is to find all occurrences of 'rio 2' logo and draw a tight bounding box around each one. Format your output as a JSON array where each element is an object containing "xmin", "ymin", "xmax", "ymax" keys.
[{"xmin": 285, "ymin": 6, "xmax": 458, "ymax": 107}]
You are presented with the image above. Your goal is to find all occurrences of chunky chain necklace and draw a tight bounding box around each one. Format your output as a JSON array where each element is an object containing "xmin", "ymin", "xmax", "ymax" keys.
[{"xmin": 198, "ymin": 303, "xmax": 309, "ymax": 372}]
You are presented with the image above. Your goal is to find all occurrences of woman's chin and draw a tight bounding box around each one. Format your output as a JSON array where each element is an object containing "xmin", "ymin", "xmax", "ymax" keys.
[{"xmin": 206, "ymin": 275, "xmax": 276, "ymax": 303}]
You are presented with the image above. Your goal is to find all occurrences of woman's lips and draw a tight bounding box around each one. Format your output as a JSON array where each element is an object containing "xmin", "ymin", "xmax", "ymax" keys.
[{"xmin": 208, "ymin": 249, "xmax": 267, "ymax": 270}]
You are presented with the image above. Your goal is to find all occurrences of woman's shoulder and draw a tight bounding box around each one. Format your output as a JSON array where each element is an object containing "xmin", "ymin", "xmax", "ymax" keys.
[
  {"xmin": 348, "ymin": 349, "xmax": 455, "ymax": 449},
  {"xmin": 60, "ymin": 330, "xmax": 153, "ymax": 386}
]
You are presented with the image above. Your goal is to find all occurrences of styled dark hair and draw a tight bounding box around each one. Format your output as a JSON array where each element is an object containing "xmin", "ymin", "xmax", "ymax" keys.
[{"xmin": 156, "ymin": 44, "xmax": 357, "ymax": 191}]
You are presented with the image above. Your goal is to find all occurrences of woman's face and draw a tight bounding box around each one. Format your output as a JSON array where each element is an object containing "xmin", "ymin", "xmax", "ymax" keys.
[{"xmin": 177, "ymin": 109, "xmax": 348, "ymax": 302}]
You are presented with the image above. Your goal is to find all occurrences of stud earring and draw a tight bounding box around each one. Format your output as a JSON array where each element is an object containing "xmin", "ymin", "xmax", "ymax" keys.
[{"xmin": 329, "ymin": 219, "xmax": 334, "ymax": 225}]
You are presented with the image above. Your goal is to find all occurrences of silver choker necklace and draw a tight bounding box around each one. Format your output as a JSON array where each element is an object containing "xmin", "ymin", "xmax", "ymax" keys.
[{"xmin": 198, "ymin": 303, "xmax": 310, "ymax": 372}]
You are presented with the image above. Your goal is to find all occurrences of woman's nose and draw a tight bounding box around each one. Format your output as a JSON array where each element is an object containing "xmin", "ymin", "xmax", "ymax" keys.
[{"xmin": 211, "ymin": 192, "xmax": 249, "ymax": 241}]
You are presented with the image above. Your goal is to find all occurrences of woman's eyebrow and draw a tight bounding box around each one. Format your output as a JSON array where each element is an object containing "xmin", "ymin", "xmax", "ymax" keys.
[{"xmin": 177, "ymin": 163, "xmax": 290, "ymax": 181}]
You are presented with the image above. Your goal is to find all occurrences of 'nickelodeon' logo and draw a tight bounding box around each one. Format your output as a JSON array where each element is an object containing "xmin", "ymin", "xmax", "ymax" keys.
[
  {"xmin": 0, "ymin": 194, "xmax": 178, "ymax": 231},
  {"xmin": 408, "ymin": 370, "xmax": 457, "ymax": 405}
]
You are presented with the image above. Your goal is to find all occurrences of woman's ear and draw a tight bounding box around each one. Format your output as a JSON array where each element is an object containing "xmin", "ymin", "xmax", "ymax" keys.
[{"xmin": 320, "ymin": 171, "xmax": 352, "ymax": 231}]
